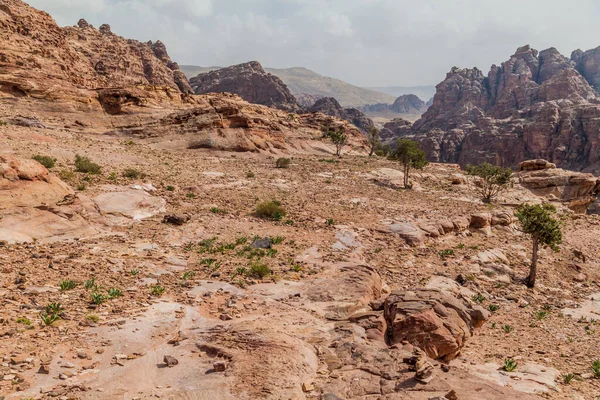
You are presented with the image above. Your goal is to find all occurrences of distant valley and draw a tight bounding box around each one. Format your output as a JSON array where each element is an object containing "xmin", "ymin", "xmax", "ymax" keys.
[{"xmin": 180, "ymin": 64, "xmax": 432, "ymax": 109}]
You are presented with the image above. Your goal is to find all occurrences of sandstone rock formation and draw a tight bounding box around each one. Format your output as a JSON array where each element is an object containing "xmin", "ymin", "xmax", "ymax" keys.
[
  {"xmin": 516, "ymin": 159, "xmax": 600, "ymax": 212},
  {"xmin": 189, "ymin": 61, "xmax": 302, "ymax": 113},
  {"xmin": 0, "ymin": 0, "xmax": 193, "ymax": 110},
  {"xmin": 309, "ymin": 97, "xmax": 374, "ymax": 132},
  {"xmin": 382, "ymin": 289, "xmax": 489, "ymax": 360},
  {"xmin": 126, "ymin": 93, "xmax": 367, "ymax": 154},
  {"xmin": 362, "ymin": 94, "xmax": 427, "ymax": 115},
  {"xmin": 384, "ymin": 45, "xmax": 600, "ymax": 172}
]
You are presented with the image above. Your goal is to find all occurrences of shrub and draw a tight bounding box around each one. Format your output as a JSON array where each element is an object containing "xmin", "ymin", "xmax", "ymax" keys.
[
  {"xmin": 187, "ymin": 138, "xmax": 214, "ymax": 149},
  {"xmin": 150, "ymin": 284, "xmax": 165, "ymax": 297},
  {"xmin": 248, "ymin": 262, "xmax": 271, "ymax": 279},
  {"xmin": 122, "ymin": 168, "xmax": 142, "ymax": 179},
  {"xmin": 40, "ymin": 312, "xmax": 60, "ymax": 326},
  {"xmin": 108, "ymin": 288, "xmax": 123, "ymax": 298},
  {"xmin": 90, "ymin": 293, "xmax": 106, "ymax": 305},
  {"xmin": 323, "ymin": 126, "xmax": 348, "ymax": 157},
  {"xmin": 275, "ymin": 157, "xmax": 291, "ymax": 169},
  {"xmin": 59, "ymin": 280, "xmax": 77, "ymax": 291},
  {"xmin": 466, "ymin": 163, "xmax": 513, "ymax": 203},
  {"xmin": 591, "ymin": 360, "xmax": 600, "ymax": 377},
  {"xmin": 255, "ymin": 201, "xmax": 286, "ymax": 221},
  {"xmin": 389, "ymin": 139, "xmax": 428, "ymax": 189},
  {"xmin": 471, "ymin": 293, "xmax": 486, "ymax": 304},
  {"xmin": 74, "ymin": 155, "xmax": 101, "ymax": 174},
  {"xmin": 86, "ymin": 314, "xmax": 100, "ymax": 323},
  {"xmin": 166, "ymin": 185, "xmax": 175, "ymax": 191},
  {"xmin": 45, "ymin": 303, "xmax": 63, "ymax": 315},
  {"xmin": 16, "ymin": 317, "xmax": 31, "ymax": 325},
  {"xmin": 33, "ymin": 155, "xmax": 56, "ymax": 169},
  {"xmin": 503, "ymin": 359, "xmax": 518, "ymax": 372}
]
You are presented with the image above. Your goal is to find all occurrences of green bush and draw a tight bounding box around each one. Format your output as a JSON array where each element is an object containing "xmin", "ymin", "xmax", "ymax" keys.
[
  {"xmin": 74, "ymin": 155, "xmax": 101, "ymax": 174},
  {"xmin": 122, "ymin": 168, "xmax": 142, "ymax": 179},
  {"xmin": 248, "ymin": 262, "xmax": 271, "ymax": 279},
  {"xmin": 275, "ymin": 157, "xmax": 291, "ymax": 169},
  {"xmin": 33, "ymin": 155, "xmax": 56, "ymax": 169},
  {"xmin": 255, "ymin": 201, "xmax": 286, "ymax": 221}
]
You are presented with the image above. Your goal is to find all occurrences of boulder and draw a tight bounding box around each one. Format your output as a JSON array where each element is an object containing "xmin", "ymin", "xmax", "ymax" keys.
[
  {"xmin": 519, "ymin": 159, "xmax": 556, "ymax": 172},
  {"xmin": 384, "ymin": 289, "xmax": 489, "ymax": 361},
  {"xmin": 94, "ymin": 188, "xmax": 166, "ymax": 223},
  {"xmin": 388, "ymin": 223, "xmax": 426, "ymax": 246},
  {"xmin": 469, "ymin": 213, "xmax": 492, "ymax": 229}
]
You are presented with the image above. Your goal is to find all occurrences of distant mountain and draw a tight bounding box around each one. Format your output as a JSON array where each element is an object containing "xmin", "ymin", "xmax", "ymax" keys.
[
  {"xmin": 181, "ymin": 65, "xmax": 395, "ymax": 108},
  {"xmin": 366, "ymin": 86, "xmax": 436, "ymax": 102}
]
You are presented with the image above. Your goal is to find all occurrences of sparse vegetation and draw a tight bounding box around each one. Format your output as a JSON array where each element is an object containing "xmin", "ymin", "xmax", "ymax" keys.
[
  {"xmin": 255, "ymin": 200, "xmax": 286, "ymax": 221},
  {"xmin": 367, "ymin": 127, "xmax": 381, "ymax": 157},
  {"xmin": 90, "ymin": 293, "xmax": 106, "ymax": 305},
  {"xmin": 130, "ymin": 269, "xmax": 139, "ymax": 276},
  {"xmin": 323, "ymin": 126, "xmax": 348, "ymax": 157},
  {"xmin": 591, "ymin": 360, "xmax": 600, "ymax": 377},
  {"xmin": 503, "ymin": 359, "xmax": 518, "ymax": 372},
  {"xmin": 532, "ymin": 310, "xmax": 550, "ymax": 321},
  {"xmin": 40, "ymin": 312, "xmax": 60, "ymax": 326},
  {"xmin": 74, "ymin": 154, "xmax": 101, "ymax": 174},
  {"xmin": 516, "ymin": 204, "xmax": 562, "ymax": 288},
  {"xmin": 389, "ymin": 139, "xmax": 428, "ymax": 189},
  {"xmin": 275, "ymin": 157, "xmax": 291, "ymax": 169},
  {"xmin": 122, "ymin": 168, "xmax": 142, "ymax": 179},
  {"xmin": 248, "ymin": 262, "xmax": 271, "ymax": 279},
  {"xmin": 150, "ymin": 284, "xmax": 165, "ymax": 297},
  {"xmin": 488, "ymin": 304, "xmax": 499, "ymax": 312},
  {"xmin": 59, "ymin": 279, "xmax": 77, "ymax": 291},
  {"xmin": 33, "ymin": 155, "xmax": 56, "ymax": 169},
  {"xmin": 502, "ymin": 324, "xmax": 514, "ymax": 334},
  {"xmin": 563, "ymin": 373, "xmax": 576, "ymax": 384},
  {"xmin": 439, "ymin": 249, "xmax": 454, "ymax": 259},
  {"xmin": 471, "ymin": 293, "xmax": 486, "ymax": 304},
  {"xmin": 466, "ymin": 163, "xmax": 513, "ymax": 203},
  {"xmin": 210, "ymin": 207, "xmax": 226, "ymax": 215},
  {"xmin": 108, "ymin": 288, "xmax": 123, "ymax": 298},
  {"xmin": 16, "ymin": 317, "xmax": 31, "ymax": 325},
  {"xmin": 86, "ymin": 314, "xmax": 100, "ymax": 323},
  {"xmin": 84, "ymin": 278, "xmax": 97, "ymax": 291},
  {"xmin": 246, "ymin": 171, "xmax": 255, "ymax": 178}
]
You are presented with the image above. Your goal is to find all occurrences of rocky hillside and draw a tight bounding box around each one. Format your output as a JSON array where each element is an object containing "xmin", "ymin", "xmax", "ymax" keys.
[
  {"xmin": 362, "ymin": 94, "xmax": 429, "ymax": 115},
  {"xmin": 182, "ymin": 65, "xmax": 396, "ymax": 108},
  {"xmin": 189, "ymin": 61, "xmax": 302, "ymax": 113},
  {"xmin": 0, "ymin": 0, "xmax": 192, "ymax": 106},
  {"xmin": 385, "ymin": 45, "xmax": 600, "ymax": 172},
  {"xmin": 309, "ymin": 97, "xmax": 374, "ymax": 132}
]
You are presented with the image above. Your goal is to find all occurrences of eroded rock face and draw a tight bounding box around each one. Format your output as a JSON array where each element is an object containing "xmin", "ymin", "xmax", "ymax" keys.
[
  {"xmin": 384, "ymin": 45, "xmax": 600, "ymax": 172},
  {"xmin": 517, "ymin": 161, "xmax": 600, "ymax": 212},
  {"xmin": 0, "ymin": 0, "xmax": 193, "ymax": 107},
  {"xmin": 189, "ymin": 61, "xmax": 302, "ymax": 113},
  {"xmin": 383, "ymin": 289, "xmax": 489, "ymax": 361},
  {"xmin": 361, "ymin": 94, "xmax": 428, "ymax": 115},
  {"xmin": 309, "ymin": 97, "xmax": 374, "ymax": 132}
]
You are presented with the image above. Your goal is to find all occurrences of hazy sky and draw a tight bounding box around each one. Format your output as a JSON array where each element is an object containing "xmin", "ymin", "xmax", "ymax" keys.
[{"xmin": 27, "ymin": 0, "xmax": 600, "ymax": 87}]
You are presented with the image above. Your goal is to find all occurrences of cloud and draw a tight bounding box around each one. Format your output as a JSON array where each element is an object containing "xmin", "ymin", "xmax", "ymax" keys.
[{"xmin": 25, "ymin": 0, "xmax": 600, "ymax": 87}]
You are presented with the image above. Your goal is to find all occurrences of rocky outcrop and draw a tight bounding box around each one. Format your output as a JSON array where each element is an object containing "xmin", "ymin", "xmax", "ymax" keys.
[
  {"xmin": 517, "ymin": 159, "xmax": 600, "ymax": 212},
  {"xmin": 0, "ymin": 0, "xmax": 193, "ymax": 107},
  {"xmin": 309, "ymin": 97, "xmax": 374, "ymax": 132},
  {"xmin": 384, "ymin": 45, "xmax": 600, "ymax": 172},
  {"xmin": 380, "ymin": 118, "xmax": 412, "ymax": 141},
  {"xmin": 189, "ymin": 61, "xmax": 302, "ymax": 113},
  {"xmin": 125, "ymin": 93, "xmax": 367, "ymax": 154},
  {"xmin": 361, "ymin": 94, "xmax": 428, "ymax": 115},
  {"xmin": 382, "ymin": 289, "xmax": 489, "ymax": 361}
]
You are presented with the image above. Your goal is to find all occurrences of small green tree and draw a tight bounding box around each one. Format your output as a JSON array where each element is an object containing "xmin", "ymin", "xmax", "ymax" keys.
[
  {"xmin": 515, "ymin": 204, "xmax": 562, "ymax": 288},
  {"xmin": 466, "ymin": 163, "xmax": 513, "ymax": 203},
  {"xmin": 324, "ymin": 126, "xmax": 348, "ymax": 157},
  {"xmin": 367, "ymin": 127, "xmax": 381, "ymax": 157},
  {"xmin": 390, "ymin": 139, "xmax": 428, "ymax": 188}
]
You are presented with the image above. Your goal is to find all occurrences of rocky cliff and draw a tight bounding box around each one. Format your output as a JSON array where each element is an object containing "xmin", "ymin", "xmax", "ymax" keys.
[
  {"xmin": 385, "ymin": 45, "xmax": 600, "ymax": 172},
  {"xmin": 309, "ymin": 97, "xmax": 374, "ymax": 132},
  {"xmin": 0, "ymin": 0, "xmax": 193, "ymax": 109},
  {"xmin": 189, "ymin": 61, "xmax": 302, "ymax": 113},
  {"xmin": 362, "ymin": 94, "xmax": 427, "ymax": 115}
]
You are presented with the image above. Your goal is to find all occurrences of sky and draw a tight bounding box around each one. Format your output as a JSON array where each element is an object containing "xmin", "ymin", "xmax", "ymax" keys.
[{"xmin": 27, "ymin": 0, "xmax": 600, "ymax": 87}]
